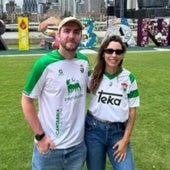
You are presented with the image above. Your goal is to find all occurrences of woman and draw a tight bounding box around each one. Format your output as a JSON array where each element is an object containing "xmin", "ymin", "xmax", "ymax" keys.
[{"xmin": 85, "ymin": 35, "xmax": 140, "ymax": 170}]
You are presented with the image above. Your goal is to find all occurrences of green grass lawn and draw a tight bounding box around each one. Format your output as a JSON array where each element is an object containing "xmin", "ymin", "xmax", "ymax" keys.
[{"xmin": 0, "ymin": 51, "xmax": 170, "ymax": 170}]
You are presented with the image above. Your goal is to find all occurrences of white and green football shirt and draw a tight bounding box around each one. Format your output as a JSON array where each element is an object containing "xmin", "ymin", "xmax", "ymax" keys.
[
  {"xmin": 23, "ymin": 50, "xmax": 89, "ymax": 149},
  {"xmin": 88, "ymin": 68, "xmax": 140, "ymax": 122}
]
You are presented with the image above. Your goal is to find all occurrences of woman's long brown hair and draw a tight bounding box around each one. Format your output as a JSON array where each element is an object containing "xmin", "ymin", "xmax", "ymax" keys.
[{"xmin": 89, "ymin": 35, "xmax": 126, "ymax": 94}]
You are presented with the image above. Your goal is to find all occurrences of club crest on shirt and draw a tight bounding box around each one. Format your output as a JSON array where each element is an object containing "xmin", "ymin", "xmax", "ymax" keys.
[
  {"xmin": 121, "ymin": 82, "xmax": 128, "ymax": 99},
  {"xmin": 80, "ymin": 64, "xmax": 84, "ymax": 73},
  {"xmin": 121, "ymin": 82, "xmax": 128, "ymax": 92}
]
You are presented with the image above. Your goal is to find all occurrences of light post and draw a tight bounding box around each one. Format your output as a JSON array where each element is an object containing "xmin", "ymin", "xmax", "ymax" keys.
[
  {"xmin": 73, "ymin": 0, "xmax": 85, "ymax": 18},
  {"xmin": 0, "ymin": 0, "xmax": 3, "ymax": 18},
  {"xmin": 120, "ymin": 0, "xmax": 124, "ymax": 18},
  {"xmin": 73, "ymin": 0, "xmax": 77, "ymax": 17},
  {"xmin": 106, "ymin": 0, "xmax": 109, "ymax": 28},
  {"xmin": 73, "ymin": 0, "xmax": 81, "ymax": 17}
]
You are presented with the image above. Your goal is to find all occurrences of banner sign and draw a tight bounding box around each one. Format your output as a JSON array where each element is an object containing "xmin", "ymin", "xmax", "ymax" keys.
[{"xmin": 18, "ymin": 17, "xmax": 29, "ymax": 50}]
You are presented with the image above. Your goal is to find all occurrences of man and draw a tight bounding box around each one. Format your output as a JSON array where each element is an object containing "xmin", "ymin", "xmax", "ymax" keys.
[{"xmin": 21, "ymin": 17, "xmax": 88, "ymax": 170}]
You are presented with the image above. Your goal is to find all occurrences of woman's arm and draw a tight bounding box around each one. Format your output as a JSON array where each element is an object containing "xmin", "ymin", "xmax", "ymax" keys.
[{"xmin": 113, "ymin": 107, "xmax": 137, "ymax": 162}]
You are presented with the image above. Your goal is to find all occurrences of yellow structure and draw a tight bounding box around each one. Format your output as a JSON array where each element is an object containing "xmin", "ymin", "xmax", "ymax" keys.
[{"xmin": 18, "ymin": 17, "xmax": 29, "ymax": 50}]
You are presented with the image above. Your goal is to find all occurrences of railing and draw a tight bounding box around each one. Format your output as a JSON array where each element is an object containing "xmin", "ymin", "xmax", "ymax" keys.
[{"xmin": 5, "ymin": 22, "xmax": 39, "ymax": 31}]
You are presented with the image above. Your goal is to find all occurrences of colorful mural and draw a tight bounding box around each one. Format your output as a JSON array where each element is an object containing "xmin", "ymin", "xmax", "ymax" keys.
[
  {"xmin": 137, "ymin": 18, "xmax": 170, "ymax": 46},
  {"xmin": 102, "ymin": 17, "xmax": 136, "ymax": 47},
  {"xmin": 79, "ymin": 18, "xmax": 97, "ymax": 48},
  {"xmin": 39, "ymin": 17, "xmax": 97, "ymax": 49}
]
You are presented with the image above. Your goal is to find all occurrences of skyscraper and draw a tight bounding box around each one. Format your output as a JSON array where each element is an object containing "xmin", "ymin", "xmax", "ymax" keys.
[{"xmin": 23, "ymin": 0, "xmax": 38, "ymax": 12}]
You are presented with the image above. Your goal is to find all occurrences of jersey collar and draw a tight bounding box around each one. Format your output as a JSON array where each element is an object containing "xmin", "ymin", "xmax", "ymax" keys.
[{"xmin": 104, "ymin": 68, "xmax": 123, "ymax": 80}]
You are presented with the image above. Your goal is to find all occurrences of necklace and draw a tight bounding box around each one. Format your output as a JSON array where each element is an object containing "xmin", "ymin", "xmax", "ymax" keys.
[{"xmin": 109, "ymin": 81, "xmax": 113, "ymax": 86}]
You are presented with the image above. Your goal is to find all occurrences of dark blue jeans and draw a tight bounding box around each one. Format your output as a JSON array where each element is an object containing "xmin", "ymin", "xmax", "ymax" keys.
[{"xmin": 85, "ymin": 112, "xmax": 134, "ymax": 170}]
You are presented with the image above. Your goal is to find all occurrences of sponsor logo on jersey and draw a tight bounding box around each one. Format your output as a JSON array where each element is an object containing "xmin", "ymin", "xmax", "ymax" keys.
[
  {"xmin": 56, "ymin": 109, "xmax": 62, "ymax": 136},
  {"xmin": 65, "ymin": 79, "xmax": 83, "ymax": 101},
  {"xmin": 98, "ymin": 90, "xmax": 122, "ymax": 105},
  {"xmin": 66, "ymin": 79, "xmax": 81, "ymax": 93},
  {"xmin": 58, "ymin": 69, "xmax": 64, "ymax": 76}
]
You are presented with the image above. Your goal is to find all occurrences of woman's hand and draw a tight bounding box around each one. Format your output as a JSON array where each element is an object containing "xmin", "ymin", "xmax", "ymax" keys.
[{"xmin": 113, "ymin": 139, "xmax": 128, "ymax": 162}]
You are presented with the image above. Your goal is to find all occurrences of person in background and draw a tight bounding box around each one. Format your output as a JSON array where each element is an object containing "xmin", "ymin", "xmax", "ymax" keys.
[
  {"xmin": 21, "ymin": 17, "xmax": 88, "ymax": 170},
  {"xmin": 85, "ymin": 35, "xmax": 140, "ymax": 170}
]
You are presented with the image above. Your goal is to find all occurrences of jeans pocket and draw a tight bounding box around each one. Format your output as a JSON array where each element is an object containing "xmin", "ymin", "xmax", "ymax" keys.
[
  {"xmin": 85, "ymin": 115, "xmax": 96, "ymax": 131},
  {"xmin": 36, "ymin": 144, "xmax": 50, "ymax": 155}
]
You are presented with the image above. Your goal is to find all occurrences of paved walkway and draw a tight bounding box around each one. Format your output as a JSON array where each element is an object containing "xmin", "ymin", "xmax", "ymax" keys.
[
  {"xmin": 1, "ymin": 31, "xmax": 169, "ymax": 57},
  {"xmin": 0, "ymin": 46, "xmax": 170, "ymax": 57}
]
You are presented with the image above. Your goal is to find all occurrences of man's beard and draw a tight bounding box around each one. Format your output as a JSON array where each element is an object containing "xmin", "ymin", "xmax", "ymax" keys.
[{"xmin": 60, "ymin": 41, "xmax": 79, "ymax": 51}]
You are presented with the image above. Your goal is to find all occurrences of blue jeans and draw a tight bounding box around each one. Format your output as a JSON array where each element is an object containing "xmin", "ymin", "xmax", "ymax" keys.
[
  {"xmin": 85, "ymin": 112, "xmax": 134, "ymax": 170},
  {"xmin": 32, "ymin": 142, "xmax": 86, "ymax": 170}
]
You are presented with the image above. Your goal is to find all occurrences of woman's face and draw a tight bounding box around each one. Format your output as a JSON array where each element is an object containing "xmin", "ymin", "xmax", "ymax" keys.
[{"xmin": 103, "ymin": 41, "xmax": 124, "ymax": 73}]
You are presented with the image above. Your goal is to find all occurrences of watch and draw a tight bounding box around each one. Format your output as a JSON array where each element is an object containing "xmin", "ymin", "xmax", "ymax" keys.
[{"xmin": 35, "ymin": 132, "xmax": 45, "ymax": 141}]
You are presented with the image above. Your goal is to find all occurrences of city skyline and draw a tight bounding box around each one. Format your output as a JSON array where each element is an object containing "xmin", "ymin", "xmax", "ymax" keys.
[
  {"xmin": 2, "ymin": 0, "xmax": 23, "ymax": 7},
  {"xmin": 1, "ymin": 0, "xmax": 22, "ymax": 12}
]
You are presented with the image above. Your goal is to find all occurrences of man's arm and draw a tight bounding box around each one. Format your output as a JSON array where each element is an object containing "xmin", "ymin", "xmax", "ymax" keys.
[
  {"xmin": 21, "ymin": 94, "xmax": 56, "ymax": 152},
  {"xmin": 21, "ymin": 94, "xmax": 44, "ymax": 135}
]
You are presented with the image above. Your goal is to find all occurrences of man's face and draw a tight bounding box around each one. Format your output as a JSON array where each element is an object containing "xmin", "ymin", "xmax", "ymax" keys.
[{"xmin": 58, "ymin": 22, "xmax": 82, "ymax": 51}]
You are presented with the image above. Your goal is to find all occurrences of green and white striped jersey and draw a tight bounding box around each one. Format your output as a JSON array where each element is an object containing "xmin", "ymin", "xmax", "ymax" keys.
[
  {"xmin": 23, "ymin": 50, "xmax": 89, "ymax": 149},
  {"xmin": 88, "ymin": 68, "xmax": 140, "ymax": 122}
]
